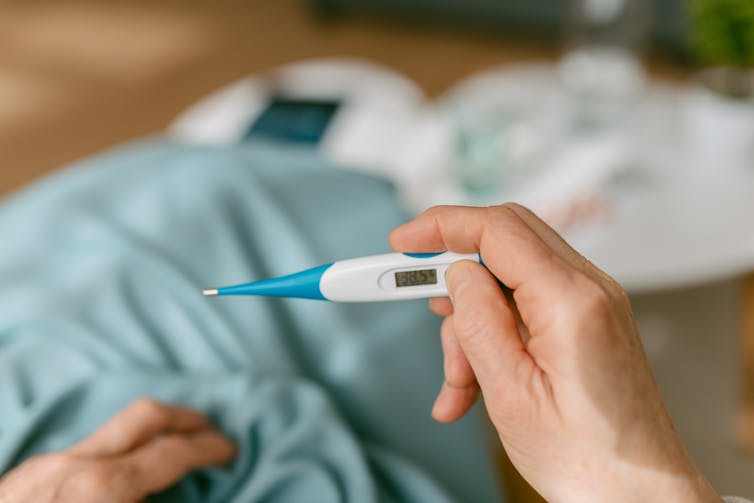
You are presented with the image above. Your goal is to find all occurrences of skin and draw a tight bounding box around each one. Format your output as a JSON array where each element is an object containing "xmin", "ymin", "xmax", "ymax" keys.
[
  {"xmin": 0, "ymin": 398, "xmax": 235, "ymax": 503},
  {"xmin": 0, "ymin": 202, "xmax": 723, "ymax": 502},
  {"xmin": 389, "ymin": 203, "xmax": 722, "ymax": 503}
]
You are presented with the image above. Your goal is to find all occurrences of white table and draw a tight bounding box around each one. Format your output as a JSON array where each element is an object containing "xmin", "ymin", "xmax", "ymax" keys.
[{"xmin": 168, "ymin": 59, "xmax": 754, "ymax": 450}]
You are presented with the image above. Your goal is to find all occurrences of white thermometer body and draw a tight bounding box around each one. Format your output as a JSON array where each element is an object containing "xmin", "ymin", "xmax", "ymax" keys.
[{"xmin": 203, "ymin": 252, "xmax": 483, "ymax": 302}]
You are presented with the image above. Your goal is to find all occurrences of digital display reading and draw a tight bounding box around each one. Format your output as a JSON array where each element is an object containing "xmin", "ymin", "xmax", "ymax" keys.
[{"xmin": 395, "ymin": 269, "xmax": 438, "ymax": 287}]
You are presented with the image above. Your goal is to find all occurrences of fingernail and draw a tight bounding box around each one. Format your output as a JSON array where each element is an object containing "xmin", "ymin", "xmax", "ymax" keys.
[
  {"xmin": 431, "ymin": 398, "xmax": 440, "ymax": 421},
  {"xmin": 431, "ymin": 383, "xmax": 447, "ymax": 422},
  {"xmin": 431, "ymin": 383, "xmax": 442, "ymax": 420},
  {"xmin": 446, "ymin": 262, "xmax": 472, "ymax": 299}
]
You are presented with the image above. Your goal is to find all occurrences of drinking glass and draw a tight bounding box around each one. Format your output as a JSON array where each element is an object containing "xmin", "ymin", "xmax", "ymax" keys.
[{"xmin": 559, "ymin": 0, "xmax": 651, "ymax": 129}]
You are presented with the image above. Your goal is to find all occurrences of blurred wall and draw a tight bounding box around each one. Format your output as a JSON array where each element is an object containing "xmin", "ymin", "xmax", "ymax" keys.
[{"xmin": 313, "ymin": 0, "xmax": 689, "ymax": 59}]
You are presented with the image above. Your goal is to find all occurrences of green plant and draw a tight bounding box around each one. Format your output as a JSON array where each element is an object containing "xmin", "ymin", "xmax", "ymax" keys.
[
  {"xmin": 689, "ymin": 0, "xmax": 754, "ymax": 96},
  {"xmin": 691, "ymin": 0, "xmax": 754, "ymax": 67}
]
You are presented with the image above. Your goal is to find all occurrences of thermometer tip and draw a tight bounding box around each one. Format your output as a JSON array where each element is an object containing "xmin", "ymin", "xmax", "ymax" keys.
[{"xmin": 202, "ymin": 288, "xmax": 218, "ymax": 297}]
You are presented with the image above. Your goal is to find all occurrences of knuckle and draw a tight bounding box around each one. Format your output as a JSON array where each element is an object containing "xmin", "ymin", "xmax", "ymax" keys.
[
  {"xmin": 589, "ymin": 267, "xmax": 630, "ymax": 309},
  {"xmin": 486, "ymin": 203, "xmax": 515, "ymax": 222},
  {"xmin": 606, "ymin": 276, "xmax": 630, "ymax": 306},
  {"xmin": 131, "ymin": 397, "xmax": 168, "ymax": 421},
  {"xmin": 572, "ymin": 274, "xmax": 612, "ymax": 318},
  {"xmin": 499, "ymin": 201, "xmax": 526, "ymax": 214},
  {"xmin": 490, "ymin": 202, "xmax": 527, "ymax": 221},
  {"xmin": 486, "ymin": 204, "xmax": 554, "ymax": 257},
  {"xmin": 424, "ymin": 205, "xmax": 451, "ymax": 219}
]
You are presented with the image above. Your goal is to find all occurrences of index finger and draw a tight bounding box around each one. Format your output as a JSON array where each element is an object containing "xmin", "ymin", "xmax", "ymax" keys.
[
  {"xmin": 389, "ymin": 204, "xmax": 571, "ymax": 291},
  {"xmin": 70, "ymin": 398, "xmax": 211, "ymax": 457}
]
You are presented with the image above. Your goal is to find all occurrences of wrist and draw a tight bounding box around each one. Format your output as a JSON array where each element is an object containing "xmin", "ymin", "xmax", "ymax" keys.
[
  {"xmin": 613, "ymin": 464, "xmax": 721, "ymax": 503},
  {"xmin": 552, "ymin": 458, "xmax": 721, "ymax": 503}
]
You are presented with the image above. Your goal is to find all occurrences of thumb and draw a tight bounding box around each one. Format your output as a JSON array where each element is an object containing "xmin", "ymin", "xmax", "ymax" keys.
[{"xmin": 446, "ymin": 260, "xmax": 533, "ymax": 390}]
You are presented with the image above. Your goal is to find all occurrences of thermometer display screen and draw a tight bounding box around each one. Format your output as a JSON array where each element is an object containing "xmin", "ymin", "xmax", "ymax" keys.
[{"xmin": 395, "ymin": 269, "xmax": 437, "ymax": 287}]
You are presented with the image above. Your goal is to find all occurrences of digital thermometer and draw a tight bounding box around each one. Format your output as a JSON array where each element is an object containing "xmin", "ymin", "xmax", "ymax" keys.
[{"xmin": 202, "ymin": 252, "xmax": 482, "ymax": 302}]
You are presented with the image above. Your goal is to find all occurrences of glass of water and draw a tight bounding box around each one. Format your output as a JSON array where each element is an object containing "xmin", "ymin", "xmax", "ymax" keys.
[{"xmin": 559, "ymin": 0, "xmax": 651, "ymax": 129}]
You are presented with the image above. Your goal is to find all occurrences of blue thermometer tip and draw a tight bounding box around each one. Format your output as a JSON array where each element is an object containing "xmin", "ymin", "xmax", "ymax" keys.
[{"xmin": 202, "ymin": 263, "xmax": 333, "ymax": 300}]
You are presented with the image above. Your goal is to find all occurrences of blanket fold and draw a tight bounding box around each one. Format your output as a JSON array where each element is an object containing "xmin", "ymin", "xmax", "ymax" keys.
[{"xmin": 0, "ymin": 140, "xmax": 501, "ymax": 502}]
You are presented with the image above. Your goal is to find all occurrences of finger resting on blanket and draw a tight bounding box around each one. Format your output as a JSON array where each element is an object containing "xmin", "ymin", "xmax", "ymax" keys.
[{"xmin": 70, "ymin": 398, "xmax": 212, "ymax": 457}]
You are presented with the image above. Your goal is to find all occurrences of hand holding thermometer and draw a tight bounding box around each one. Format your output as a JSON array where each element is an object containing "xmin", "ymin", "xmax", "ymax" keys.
[{"xmin": 202, "ymin": 252, "xmax": 482, "ymax": 302}]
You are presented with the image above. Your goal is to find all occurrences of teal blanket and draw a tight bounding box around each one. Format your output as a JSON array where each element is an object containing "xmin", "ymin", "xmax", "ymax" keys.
[{"xmin": 0, "ymin": 140, "xmax": 502, "ymax": 502}]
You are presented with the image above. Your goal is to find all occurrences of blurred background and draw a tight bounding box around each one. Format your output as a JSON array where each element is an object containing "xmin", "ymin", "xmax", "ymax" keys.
[{"xmin": 2, "ymin": 0, "xmax": 753, "ymax": 500}]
